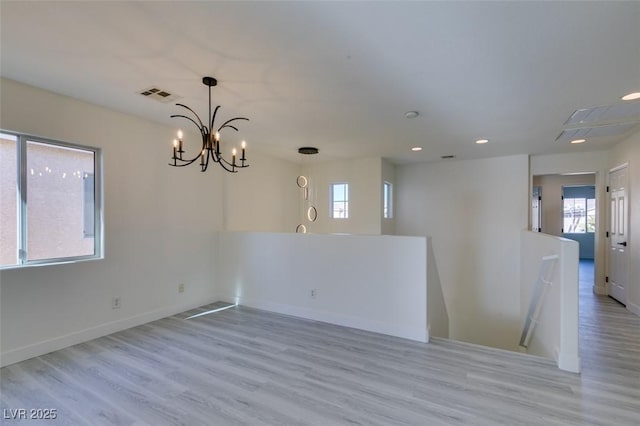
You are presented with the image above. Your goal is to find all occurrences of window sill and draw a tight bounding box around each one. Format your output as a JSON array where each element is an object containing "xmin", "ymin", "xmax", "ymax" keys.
[{"xmin": 0, "ymin": 255, "xmax": 104, "ymax": 271}]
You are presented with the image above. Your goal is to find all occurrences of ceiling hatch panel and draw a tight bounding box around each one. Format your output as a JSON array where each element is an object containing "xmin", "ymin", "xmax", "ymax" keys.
[
  {"xmin": 564, "ymin": 102, "xmax": 640, "ymax": 127},
  {"xmin": 556, "ymin": 122, "xmax": 637, "ymax": 142}
]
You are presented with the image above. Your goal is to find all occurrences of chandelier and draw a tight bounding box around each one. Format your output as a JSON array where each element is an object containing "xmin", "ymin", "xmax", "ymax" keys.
[{"xmin": 169, "ymin": 76, "xmax": 249, "ymax": 172}]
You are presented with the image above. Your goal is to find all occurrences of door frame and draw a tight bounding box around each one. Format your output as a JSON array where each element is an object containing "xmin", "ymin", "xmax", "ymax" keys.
[
  {"xmin": 606, "ymin": 163, "xmax": 630, "ymax": 306},
  {"xmin": 532, "ymin": 172, "xmax": 604, "ymax": 296}
]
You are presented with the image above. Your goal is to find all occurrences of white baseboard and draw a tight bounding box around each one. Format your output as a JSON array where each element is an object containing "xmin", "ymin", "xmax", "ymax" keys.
[
  {"xmin": 0, "ymin": 296, "xmax": 220, "ymax": 367},
  {"xmin": 628, "ymin": 302, "xmax": 640, "ymax": 317},
  {"xmin": 223, "ymin": 296, "xmax": 429, "ymax": 343},
  {"xmin": 557, "ymin": 349, "xmax": 581, "ymax": 374}
]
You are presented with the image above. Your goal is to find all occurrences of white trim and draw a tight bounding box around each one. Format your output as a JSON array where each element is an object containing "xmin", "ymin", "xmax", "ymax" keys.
[
  {"xmin": 609, "ymin": 162, "xmax": 629, "ymax": 173},
  {"xmin": 628, "ymin": 302, "xmax": 640, "ymax": 317},
  {"xmin": 0, "ymin": 296, "xmax": 220, "ymax": 367},
  {"xmin": 558, "ymin": 350, "xmax": 582, "ymax": 373}
]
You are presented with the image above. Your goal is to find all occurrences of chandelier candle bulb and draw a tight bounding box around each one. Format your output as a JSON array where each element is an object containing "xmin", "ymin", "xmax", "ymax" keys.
[
  {"xmin": 232, "ymin": 148, "xmax": 237, "ymax": 167},
  {"xmin": 172, "ymin": 139, "xmax": 177, "ymax": 159},
  {"xmin": 177, "ymin": 130, "xmax": 184, "ymax": 154}
]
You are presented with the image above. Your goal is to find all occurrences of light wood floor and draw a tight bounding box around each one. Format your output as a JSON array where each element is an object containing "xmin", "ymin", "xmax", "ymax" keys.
[{"xmin": 1, "ymin": 269, "xmax": 639, "ymax": 425}]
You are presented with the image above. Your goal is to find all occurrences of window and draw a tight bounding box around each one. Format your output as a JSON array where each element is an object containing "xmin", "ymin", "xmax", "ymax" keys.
[
  {"xmin": 0, "ymin": 131, "xmax": 102, "ymax": 268},
  {"xmin": 331, "ymin": 182, "xmax": 349, "ymax": 219},
  {"xmin": 562, "ymin": 189, "xmax": 595, "ymax": 234},
  {"xmin": 383, "ymin": 181, "xmax": 393, "ymax": 219}
]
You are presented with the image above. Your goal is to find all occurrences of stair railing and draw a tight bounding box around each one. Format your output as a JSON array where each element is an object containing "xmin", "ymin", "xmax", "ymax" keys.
[{"xmin": 519, "ymin": 254, "xmax": 558, "ymax": 349}]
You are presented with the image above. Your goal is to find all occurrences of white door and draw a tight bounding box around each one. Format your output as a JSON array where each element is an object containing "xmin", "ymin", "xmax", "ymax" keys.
[{"xmin": 608, "ymin": 165, "xmax": 629, "ymax": 305}]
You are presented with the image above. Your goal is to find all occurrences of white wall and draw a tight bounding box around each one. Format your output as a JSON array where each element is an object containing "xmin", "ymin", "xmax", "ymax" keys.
[
  {"xmin": 396, "ymin": 155, "xmax": 529, "ymax": 351},
  {"xmin": 520, "ymin": 231, "xmax": 580, "ymax": 373},
  {"xmin": 216, "ymin": 232, "xmax": 429, "ymax": 342},
  {"xmin": 610, "ymin": 130, "xmax": 640, "ymax": 316},
  {"xmin": 530, "ymin": 151, "xmax": 609, "ymax": 294},
  {"xmin": 530, "ymin": 151, "xmax": 609, "ymax": 176},
  {"xmin": 301, "ymin": 157, "xmax": 382, "ymax": 234},
  {"xmin": 222, "ymin": 152, "xmax": 299, "ymax": 233},
  {"xmin": 426, "ymin": 237, "xmax": 448, "ymax": 338},
  {"xmin": 0, "ymin": 78, "xmax": 296, "ymax": 366}
]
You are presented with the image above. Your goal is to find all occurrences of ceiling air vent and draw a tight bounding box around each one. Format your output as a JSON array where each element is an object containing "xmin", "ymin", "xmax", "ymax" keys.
[{"xmin": 138, "ymin": 86, "xmax": 181, "ymax": 103}]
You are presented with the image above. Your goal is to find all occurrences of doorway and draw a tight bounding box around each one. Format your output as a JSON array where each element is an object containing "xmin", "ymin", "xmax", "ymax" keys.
[{"xmin": 532, "ymin": 173, "xmax": 599, "ymax": 294}]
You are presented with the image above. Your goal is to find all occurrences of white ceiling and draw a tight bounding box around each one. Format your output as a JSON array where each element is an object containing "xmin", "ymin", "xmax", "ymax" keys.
[{"xmin": 1, "ymin": 1, "xmax": 639, "ymax": 164}]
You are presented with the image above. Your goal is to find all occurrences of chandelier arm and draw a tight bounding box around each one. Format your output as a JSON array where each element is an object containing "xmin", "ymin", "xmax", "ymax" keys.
[
  {"xmin": 210, "ymin": 105, "xmax": 221, "ymax": 131},
  {"xmin": 175, "ymin": 104, "xmax": 206, "ymax": 130},
  {"xmin": 170, "ymin": 115, "xmax": 206, "ymax": 137},
  {"xmin": 168, "ymin": 155, "xmax": 202, "ymax": 167},
  {"xmin": 214, "ymin": 155, "xmax": 238, "ymax": 173},
  {"xmin": 217, "ymin": 117, "xmax": 249, "ymax": 132},
  {"xmin": 218, "ymin": 155, "xmax": 249, "ymax": 169}
]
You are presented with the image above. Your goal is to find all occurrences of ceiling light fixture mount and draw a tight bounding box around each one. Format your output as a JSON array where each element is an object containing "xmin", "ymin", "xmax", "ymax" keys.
[
  {"xmin": 404, "ymin": 111, "xmax": 420, "ymax": 119},
  {"xmin": 298, "ymin": 147, "xmax": 319, "ymax": 155},
  {"xmin": 169, "ymin": 76, "xmax": 249, "ymax": 173}
]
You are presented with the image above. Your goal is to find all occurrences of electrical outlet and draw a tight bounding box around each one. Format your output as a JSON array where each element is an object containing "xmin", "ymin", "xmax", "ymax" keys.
[
  {"xmin": 310, "ymin": 289, "xmax": 317, "ymax": 299},
  {"xmin": 112, "ymin": 297, "xmax": 121, "ymax": 309},
  {"xmin": 178, "ymin": 283, "xmax": 185, "ymax": 293}
]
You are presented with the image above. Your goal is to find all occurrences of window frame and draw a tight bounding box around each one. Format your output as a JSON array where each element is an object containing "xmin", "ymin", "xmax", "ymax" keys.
[
  {"xmin": 1, "ymin": 130, "xmax": 103, "ymax": 269},
  {"xmin": 562, "ymin": 196, "xmax": 595, "ymax": 234},
  {"xmin": 330, "ymin": 182, "xmax": 349, "ymax": 219},
  {"xmin": 383, "ymin": 181, "xmax": 393, "ymax": 219}
]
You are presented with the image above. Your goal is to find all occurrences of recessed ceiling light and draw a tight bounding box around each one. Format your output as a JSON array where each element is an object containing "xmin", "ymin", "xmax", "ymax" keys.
[
  {"xmin": 411, "ymin": 146, "xmax": 423, "ymax": 152},
  {"xmin": 621, "ymin": 92, "xmax": 640, "ymax": 101},
  {"xmin": 570, "ymin": 139, "xmax": 586, "ymax": 144},
  {"xmin": 405, "ymin": 111, "xmax": 419, "ymax": 119},
  {"xmin": 475, "ymin": 139, "xmax": 489, "ymax": 144}
]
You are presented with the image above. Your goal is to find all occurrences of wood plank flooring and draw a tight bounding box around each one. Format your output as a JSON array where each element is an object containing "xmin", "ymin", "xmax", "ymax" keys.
[{"xmin": 1, "ymin": 269, "xmax": 639, "ymax": 425}]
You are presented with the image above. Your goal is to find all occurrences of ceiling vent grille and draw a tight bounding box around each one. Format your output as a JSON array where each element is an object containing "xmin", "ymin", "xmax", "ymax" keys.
[{"xmin": 139, "ymin": 86, "xmax": 181, "ymax": 103}]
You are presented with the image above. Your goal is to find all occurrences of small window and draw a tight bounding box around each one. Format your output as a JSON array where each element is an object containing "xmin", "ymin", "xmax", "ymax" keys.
[
  {"xmin": 1, "ymin": 130, "xmax": 103, "ymax": 269},
  {"xmin": 563, "ymin": 198, "xmax": 586, "ymax": 233},
  {"xmin": 383, "ymin": 181, "xmax": 393, "ymax": 219},
  {"xmin": 563, "ymin": 197, "xmax": 595, "ymax": 234},
  {"xmin": 331, "ymin": 182, "xmax": 349, "ymax": 219},
  {"xmin": 0, "ymin": 133, "xmax": 18, "ymax": 267}
]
